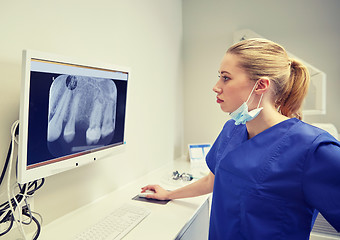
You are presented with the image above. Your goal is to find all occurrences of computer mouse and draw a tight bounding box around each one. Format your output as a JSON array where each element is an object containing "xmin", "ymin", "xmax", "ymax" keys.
[{"xmin": 138, "ymin": 190, "xmax": 154, "ymax": 198}]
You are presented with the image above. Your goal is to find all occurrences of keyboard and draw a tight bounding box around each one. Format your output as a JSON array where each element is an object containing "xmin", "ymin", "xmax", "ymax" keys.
[{"xmin": 75, "ymin": 203, "xmax": 151, "ymax": 240}]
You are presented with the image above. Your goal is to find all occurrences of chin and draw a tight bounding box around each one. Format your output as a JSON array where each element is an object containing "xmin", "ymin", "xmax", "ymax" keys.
[{"xmin": 220, "ymin": 105, "xmax": 231, "ymax": 113}]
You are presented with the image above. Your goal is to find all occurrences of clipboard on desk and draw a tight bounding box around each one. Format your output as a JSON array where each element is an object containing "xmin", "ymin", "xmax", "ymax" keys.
[
  {"xmin": 188, "ymin": 143, "xmax": 211, "ymax": 163},
  {"xmin": 188, "ymin": 143, "xmax": 211, "ymax": 176}
]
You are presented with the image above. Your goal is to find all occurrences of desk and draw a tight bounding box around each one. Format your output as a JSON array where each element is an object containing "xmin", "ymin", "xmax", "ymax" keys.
[
  {"xmin": 28, "ymin": 161, "xmax": 211, "ymax": 240},
  {"xmin": 19, "ymin": 160, "xmax": 339, "ymax": 240}
]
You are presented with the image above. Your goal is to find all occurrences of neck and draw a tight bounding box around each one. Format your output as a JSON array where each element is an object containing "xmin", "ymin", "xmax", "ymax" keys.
[{"xmin": 245, "ymin": 103, "xmax": 289, "ymax": 139}]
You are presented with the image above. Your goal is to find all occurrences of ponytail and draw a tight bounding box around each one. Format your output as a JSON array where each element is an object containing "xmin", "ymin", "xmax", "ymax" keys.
[{"xmin": 276, "ymin": 59, "xmax": 310, "ymax": 120}]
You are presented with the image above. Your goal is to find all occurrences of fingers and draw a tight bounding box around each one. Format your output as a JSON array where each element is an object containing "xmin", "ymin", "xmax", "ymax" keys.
[
  {"xmin": 139, "ymin": 185, "xmax": 156, "ymax": 199},
  {"xmin": 140, "ymin": 185, "xmax": 170, "ymax": 201},
  {"xmin": 141, "ymin": 185, "xmax": 159, "ymax": 192}
]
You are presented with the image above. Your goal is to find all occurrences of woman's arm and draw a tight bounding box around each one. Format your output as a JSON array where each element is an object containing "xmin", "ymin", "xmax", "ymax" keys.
[{"xmin": 141, "ymin": 171, "xmax": 215, "ymax": 200}]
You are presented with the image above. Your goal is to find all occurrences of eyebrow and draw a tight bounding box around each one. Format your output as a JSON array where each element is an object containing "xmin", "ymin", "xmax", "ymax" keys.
[{"xmin": 218, "ymin": 70, "xmax": 232, "ymax": 75}]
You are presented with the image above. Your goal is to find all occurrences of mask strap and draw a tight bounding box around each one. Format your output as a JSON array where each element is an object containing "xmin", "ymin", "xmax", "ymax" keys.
[
  {"xmin": 245, "ymin": 82, "xmax": 258, "ymax": 103},
  {"xmin": 257, "ymin": 93, "xmax": 264, "ymax": 108},
  {"xmin": 246, "ymin": 81, "xmax": 264, "ymax": 108}
]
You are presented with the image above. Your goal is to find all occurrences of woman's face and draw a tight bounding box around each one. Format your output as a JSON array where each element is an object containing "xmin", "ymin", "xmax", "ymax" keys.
[{"xmin": 213, "ymin": 53, "xmax": 256, "ymax": 113}]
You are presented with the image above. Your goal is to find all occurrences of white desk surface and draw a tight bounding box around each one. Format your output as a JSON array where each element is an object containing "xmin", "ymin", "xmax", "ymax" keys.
[{"xmin": 29, "ymin": 161, "xmax": 210, "ymax": 240}]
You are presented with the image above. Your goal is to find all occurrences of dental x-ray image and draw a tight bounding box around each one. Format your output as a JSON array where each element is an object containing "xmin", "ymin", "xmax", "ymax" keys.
[{"xmin": 47, "ymin": 75, "xmax": 117, "ymax": 157}]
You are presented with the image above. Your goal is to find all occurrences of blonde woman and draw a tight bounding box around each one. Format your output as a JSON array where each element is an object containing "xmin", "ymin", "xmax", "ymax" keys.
[{"xmin": 142, "ymin": 39, "xmax": 340, "ymax": 240}]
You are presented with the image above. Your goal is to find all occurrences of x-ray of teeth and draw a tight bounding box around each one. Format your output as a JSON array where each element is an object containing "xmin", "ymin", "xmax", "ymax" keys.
[{"xmin": 47, "ymin": 75, "xmax": 117, "ymax": 157}]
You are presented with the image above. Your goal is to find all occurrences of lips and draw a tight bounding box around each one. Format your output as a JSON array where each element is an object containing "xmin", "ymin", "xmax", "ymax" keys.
[{"xmin": 216, "ymin": 97, "xmax": 224, "ymax": 103}]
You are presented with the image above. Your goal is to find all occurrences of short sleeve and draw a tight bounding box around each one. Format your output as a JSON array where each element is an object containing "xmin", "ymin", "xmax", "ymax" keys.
[
  {"xmin": 206, "ymin": 120, "xmax": 239, "ymax": 175},
  {"xmin": 303, "ymin": 133, "xmax": 340, "ymax": 232},
  {"xmin": 206, "ymin": 131, "xmax": 222, "ymax": 175}
]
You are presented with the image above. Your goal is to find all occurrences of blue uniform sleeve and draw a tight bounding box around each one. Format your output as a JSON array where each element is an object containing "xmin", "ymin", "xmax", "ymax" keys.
[
  {"xmin": 206, "ymin": 120, "xmax": 234, "ymax": 175},
  {"xmin": 206, "ymin": 120, "xmax": 240, "ymax": 175},
  {"xmin": 206, "ymin": 132, "xmax": 221, "ymax": 175},
  {"xmin": 303, "ymin": 133, "xmax": 340, "ymax": 232}
]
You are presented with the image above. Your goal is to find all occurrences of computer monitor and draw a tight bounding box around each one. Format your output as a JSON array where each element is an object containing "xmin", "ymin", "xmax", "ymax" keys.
[{"xmin": 17, "ymin": 50, "xmax": 129, "ymax": 184}]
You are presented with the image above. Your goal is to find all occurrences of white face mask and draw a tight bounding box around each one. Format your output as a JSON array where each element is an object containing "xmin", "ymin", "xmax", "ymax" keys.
[{"xmin": 229, "ymin": 82, "xmax": 264, "ymax": 125}]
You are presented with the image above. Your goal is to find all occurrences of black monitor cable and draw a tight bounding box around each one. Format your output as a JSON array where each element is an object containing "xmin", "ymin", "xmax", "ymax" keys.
[
  {"xmin": 0, "ymin": 143, "xmax": 12, "ymax": 187},
  {"xmin": 5, "ymin": 120, "xmax": 27, "ymax": 238},
  {"xmin": 22, "ymin": 208, "xmax": 42, "ymax": 240},
  {"xmin": 0, "ymin": 120, "xmax": 44, "ymax": 239}
]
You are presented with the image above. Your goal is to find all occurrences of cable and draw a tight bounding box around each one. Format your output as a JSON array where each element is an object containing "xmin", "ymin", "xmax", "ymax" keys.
[
  {"xmin": 0, "ymin": 215, "xmax": 14, "ymax": 236},
  {"xmin": 0, "ymin": 180, "xmax": 44, "ymax": 237},
  {"xmin": 27, "ymin": 179, "xmax": 45, "ymax": 194},
  {"xmin": 0, "ymin": 120, "xmax": 45, "ymax": 239},
  {"xmin": 1, "ymin": 121, "xmax": 18, "ymax": 186},
  {"xmin": 31, "ymin": 211, "xmax": 43, "ymax": 226},
  {"xmin": 0, "ymin": 143, "xmax": 12, "ymax": 187},
  {"xmin": 6, "ymin": 120, "xmax": 27, "ymax": 239},
  {"xmin": 22, "ymin": 211, "xmax": 41, "ymax": 240}
]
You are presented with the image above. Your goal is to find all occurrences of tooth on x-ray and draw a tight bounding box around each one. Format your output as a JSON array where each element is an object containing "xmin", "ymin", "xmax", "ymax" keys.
[
  {"xmin": 64, "ymin": 92, "xmax": 81, "ymax": 143},
  {"xmin": 101, "ymin": 99, "xmax": 116, "ymax": 138},
  {"xmin": 100, "ymin": 83, "xmax": 117, "ymax": 138},
  {"xmin": 47, "ymin": 89, "xmax": 72, "ymax": 142},
  {"xmin": 86, "ymin": 98, "xmax": 104, "ymax": 145},
  {"xmin": 47, "ymin": 75, "xmax": 117, "ymax": 154}
]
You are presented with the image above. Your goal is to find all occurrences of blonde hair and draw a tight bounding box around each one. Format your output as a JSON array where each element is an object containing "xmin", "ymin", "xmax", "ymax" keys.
[{"xmin": 227, "ymin": 38, "xmax": 310, "ymax": 120}]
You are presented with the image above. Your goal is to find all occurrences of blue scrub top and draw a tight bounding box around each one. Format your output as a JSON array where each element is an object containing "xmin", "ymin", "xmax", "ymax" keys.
[{"xmin": 206, "ymin": 118, "xmax": 340, "ymax": 240}]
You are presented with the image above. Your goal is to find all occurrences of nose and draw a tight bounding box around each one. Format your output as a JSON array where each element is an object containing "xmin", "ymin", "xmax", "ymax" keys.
[{"xmin": 213, "ymin": 83, "xmax": 222, "ymax": 94}]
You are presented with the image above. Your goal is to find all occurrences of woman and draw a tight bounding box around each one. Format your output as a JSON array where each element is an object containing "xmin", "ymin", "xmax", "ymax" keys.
[{"xmin": 141, "ymin": 38, "xmax": 340, "ymax": 239}]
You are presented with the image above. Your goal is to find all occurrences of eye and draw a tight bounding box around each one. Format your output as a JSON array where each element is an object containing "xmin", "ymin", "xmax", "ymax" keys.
[{"xmin": 218, "ymin": 75, "xmax": 230, "ymax": 82}]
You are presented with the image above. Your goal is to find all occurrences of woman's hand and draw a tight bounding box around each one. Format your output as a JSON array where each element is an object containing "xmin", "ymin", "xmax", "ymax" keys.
[
  {"xmin": 140, "ymin": 185, "xmax": 171, "ymax": 200},
  {"xmin": 141, "ymin": 171, "xmax": 214, "ymax": 201}
]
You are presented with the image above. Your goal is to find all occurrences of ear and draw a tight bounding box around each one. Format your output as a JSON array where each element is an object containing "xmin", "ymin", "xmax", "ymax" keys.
[{"xmin": 255, "ymin": 77, "xmax": 270, "ymax": 94}]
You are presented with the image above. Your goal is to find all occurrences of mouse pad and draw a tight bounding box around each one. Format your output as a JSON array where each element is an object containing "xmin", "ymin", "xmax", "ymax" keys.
[{"xmin": 132, "ymin": 195, "xmax": 170, "ymax": 205}]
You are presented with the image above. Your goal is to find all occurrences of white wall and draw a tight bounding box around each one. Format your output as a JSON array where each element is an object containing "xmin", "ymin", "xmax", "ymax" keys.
[
  {"xmin": 182, "ymin": 0, "xmax": 340, "ymax": 147},
  {"xmin": 0, "ymin": 0, "xmax": 183, "ymax": 229}
]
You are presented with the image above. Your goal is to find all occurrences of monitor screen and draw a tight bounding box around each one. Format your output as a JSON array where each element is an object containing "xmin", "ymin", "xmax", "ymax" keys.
[{"xmin": 17, "ymin": 50, "xmax": 129, "ymax": 184}]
